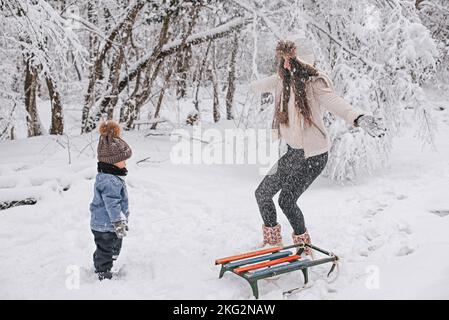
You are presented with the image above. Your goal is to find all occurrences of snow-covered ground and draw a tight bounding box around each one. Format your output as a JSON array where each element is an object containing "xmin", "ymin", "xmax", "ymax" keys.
[{"xmin": 1, "ymin": 92, "xmax": 449, "ymax": 300}]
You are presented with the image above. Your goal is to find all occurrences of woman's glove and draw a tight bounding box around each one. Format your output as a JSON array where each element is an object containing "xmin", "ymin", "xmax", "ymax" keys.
[
  {"xmin": 355, "ymin": 115, "xmax": 386, "ymax": 138},
  {"xmin": 113, "ymin": 220, "xmax": 128, "ymax": 239}
]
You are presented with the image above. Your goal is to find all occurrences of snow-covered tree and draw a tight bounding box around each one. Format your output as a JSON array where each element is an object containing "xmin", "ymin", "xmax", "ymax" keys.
[
  {"xmin": 234, "ymin": 0, "xmax": 439, "ymax": 182},
  {"xmin": 416, "ymin": 0, "xmax": 449, "ymax": 86},
  {"xmin": 1, "ymin": 0, "xmax": 85, "ymax": 137},
  {"xmin": 0, "ymin": 0, "xmax": 445, "ymax": 183},
  {"xmin": 307, "ymin": 0, "xmax": 438, "ymax": 181}
]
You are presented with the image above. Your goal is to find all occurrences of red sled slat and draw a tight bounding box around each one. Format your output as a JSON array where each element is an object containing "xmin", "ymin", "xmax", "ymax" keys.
[
  {"xmin": 215, "ymin": 247, "xmax": 283, "ymax": 265},
  {"xmin": 234, "ymin": 255, "xmax": 300, "ymax": 274}
]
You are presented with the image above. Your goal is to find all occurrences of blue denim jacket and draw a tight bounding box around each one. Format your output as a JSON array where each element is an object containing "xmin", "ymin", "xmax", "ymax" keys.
[{"xmin": 90, "ymin": 173, "xmax": 129, "ymax": 232}]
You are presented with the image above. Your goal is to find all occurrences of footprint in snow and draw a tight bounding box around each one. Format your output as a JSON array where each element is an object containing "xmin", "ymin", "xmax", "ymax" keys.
[
  {"xmin": 430, "ymin": 210, "xmax": 449, "ymax": 217},
  {"xmin": 396, "ymin": 222, "xmax": 413, "ymax": 235},
  {"xmin": 365, "ymin": 207, "xmax": 384, "ymax": 217},
  {"xmin": 396, "ymin": 245, "xmax": 415, "ymax": 257},
  {"xmin": 0, "ymin": 178, "xmax": 17, "ymax": 189},
  {"xmin": 364, "ymin": 228, "xmax": 381, "ymax": 241},
  {"xmin": 79, "ymin": 266, "xmax": 98, "ymax": 283},
  {"xmin": 14, "ymin": 164, "xmax": 32, "ymax": 172}
]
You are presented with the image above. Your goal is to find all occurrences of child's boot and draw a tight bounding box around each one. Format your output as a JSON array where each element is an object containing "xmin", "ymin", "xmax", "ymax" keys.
[{"xmin": 97, "ymin": 270, "xmax": 113, "ymax": 281}]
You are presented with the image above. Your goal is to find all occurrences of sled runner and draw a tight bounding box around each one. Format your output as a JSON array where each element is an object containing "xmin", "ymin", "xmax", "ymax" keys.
[{"xmin": 215, "ymin": 243, "xmax": 339, "ymax": 299}]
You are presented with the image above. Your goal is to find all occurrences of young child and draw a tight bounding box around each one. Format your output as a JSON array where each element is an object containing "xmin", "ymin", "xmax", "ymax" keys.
[{"xmin": 90, "ymin": 120, "xmax": 132, "ymax": 280}]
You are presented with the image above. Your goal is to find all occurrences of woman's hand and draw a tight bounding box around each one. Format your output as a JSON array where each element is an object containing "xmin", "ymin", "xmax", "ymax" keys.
[{"xmin": 355, "ymin": 115, "xmax": 387, "ymax": 138}]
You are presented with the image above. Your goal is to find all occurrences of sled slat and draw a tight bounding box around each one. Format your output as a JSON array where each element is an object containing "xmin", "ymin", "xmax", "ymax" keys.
[
  {"xmin": 234, "ymin": 255, "xmax": 300, "ymax": 274},
  {"xmin": 225, "ymin": 251, "xmax": 292, "ymax": 269},
  {"xmin": 215, "ymin": 246, "xmax": 283, "ymax": 265},
  {"xmin": 248, "ymin": 260, "xmax": 309, "ymax": 278}
]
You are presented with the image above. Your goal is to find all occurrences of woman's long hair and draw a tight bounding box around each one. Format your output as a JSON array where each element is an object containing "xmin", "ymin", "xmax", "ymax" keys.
[{"xmin": 276, "ymin": 57, "xmax": 319, "ymax": 126}]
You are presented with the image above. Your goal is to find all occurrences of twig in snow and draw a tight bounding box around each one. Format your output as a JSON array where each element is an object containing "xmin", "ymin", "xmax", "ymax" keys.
[
  {"xmin": 77, "ymin": 133, "xmax": 98, "ymax": 158},
  {"xmin": 56, "ymin": 135, "xmax": 72, "ymax": 165},
  {"xmin": 136, "ymin": 156, "xmax": 169, "ymax": 165},
  {"xmin": 65, "ymin": 134, "xmax": 72, "ymax": 165},
  {"xmin": 145, "ymin": 132, "xmax": 171, "ymax": 137},
  {"xmin": 170, "ymin": 132, "xmax": 210, "ymax": 144}
]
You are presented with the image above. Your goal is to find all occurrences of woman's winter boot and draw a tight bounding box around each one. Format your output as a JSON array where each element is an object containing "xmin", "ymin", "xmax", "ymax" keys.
[
  {"xmin": 292, "ymin": 230, "xmax": 313, "ymax": 259},
  {"xmin": 262, "ymin": 224, "xmax": 283, "ymax": 247}
]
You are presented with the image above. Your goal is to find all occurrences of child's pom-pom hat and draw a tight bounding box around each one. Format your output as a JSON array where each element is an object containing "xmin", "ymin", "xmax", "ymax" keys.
[
  {"xmin": 99, "ymin": 119, "xmax": 121, "ymax": 139},
  {"xmin": 97, "ymin": 119, "xmax": 132, "ymax": 164}
]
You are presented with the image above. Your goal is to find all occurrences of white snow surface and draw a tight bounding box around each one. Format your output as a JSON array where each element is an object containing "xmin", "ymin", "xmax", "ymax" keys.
[{"xmin": 1, "ymin": 94, "xmax": 449, "ymax": 300}]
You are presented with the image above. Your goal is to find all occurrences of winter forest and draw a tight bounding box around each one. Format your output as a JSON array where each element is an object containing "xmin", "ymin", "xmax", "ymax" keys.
[{"xmin": 1, "ymin": 0, "xmax": 449, "ymax": 299}]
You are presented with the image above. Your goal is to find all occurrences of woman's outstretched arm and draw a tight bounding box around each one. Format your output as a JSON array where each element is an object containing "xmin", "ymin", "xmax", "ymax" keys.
[
  {"xmin": 312, "ymin": 76, "xmax": 364, "ymax": 126},
  {"xmin": 312, "ymin": 75, "xmax": 386, "ymax": 137},
  {"xmin": 249, "ymin": 74, "xmax": 280, "ymax": 94}
]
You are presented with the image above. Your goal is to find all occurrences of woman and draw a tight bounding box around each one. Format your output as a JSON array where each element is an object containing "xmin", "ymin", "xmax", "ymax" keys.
[{"xmin": 250, "ymin": 40, "xmax": 385, "ymax": 256}]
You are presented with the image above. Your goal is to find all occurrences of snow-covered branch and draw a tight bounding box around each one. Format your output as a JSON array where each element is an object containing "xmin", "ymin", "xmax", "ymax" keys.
[{"xmin": 115, "ymin": 17, "xmax": 251, "ymax": 99}]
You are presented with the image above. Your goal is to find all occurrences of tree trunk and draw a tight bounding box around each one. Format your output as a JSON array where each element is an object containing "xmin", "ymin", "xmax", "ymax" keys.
[
  {"xmin": 226, "ymin": 31, "xmax": 239, "ymax": 120},
  {"xmin": 71, "ymin": 51, "xmax": 82, "ymax": 81},
  {"xmin": 46, "ymin": 76, "xmax": 64, "ymax": 135},
  {"xmin": 120, "ymin": 68, "xmax": 141, "ymax": 124},
  {"xmin": 125, "ymin": 58, "xmax": 165, "ymax": 130},
  {"xmin": 211, "ymin": 42, "xmax": 220, "ymax": 123},
  {"xmin": 100, "ymin": 43, "xmax": 126, "ymax": 120},
  {"xmin": 24, "ymin": 59, "xmax": 42, "ymax": 137},
  {"xmin": 193, "ymin": 41, "xmax": 212, "ymax": 112},
  {"xmin": 96, "ymin": 17, "xmax": 249, "ymax": 124},
  {"xmin": 415, "ymin": 0, "xmax": 425, "ymax": 10},
  {"xmin": 81, "ymin": 1, "xmax": 100, "ymax": 133},
  {"xmin": 124, "ymin": 13, "xmax": 171, "ymax": 130},
  {"xmin": 81, "ymin": 1, "xmax": 145, "ymax": 133},
  {"xmin": 125, "ymin": 5, "xmax": 202, "ymax": 130},
  {"xmin": 150, "ymin": 67, "xmax": 173, "ymax": 130},
  {"xmin": 176, "ymin": 46, "xmax": 192, "ymax": 99},
  {"xmin": 98, "ymin": 2, "xmax": 139, "ymax": 121}
]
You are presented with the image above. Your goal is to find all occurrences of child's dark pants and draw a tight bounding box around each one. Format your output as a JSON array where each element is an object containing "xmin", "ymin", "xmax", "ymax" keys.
[{"xmin": 92, "ymin": 230, "xmax": 123, "ymax": 273}]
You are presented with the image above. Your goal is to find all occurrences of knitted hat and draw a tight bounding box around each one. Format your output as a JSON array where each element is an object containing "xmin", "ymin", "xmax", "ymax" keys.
[
  {"xmin": 97, "ymin": 120, "xmax": 132, "ymax": 164},
  {"xmin": 276, "ymin": 40, "xmax": 297, "ymax": 59},
  {"xmin": 276, "ymin": 36, "xmax": 316, "ymax": 65}
]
